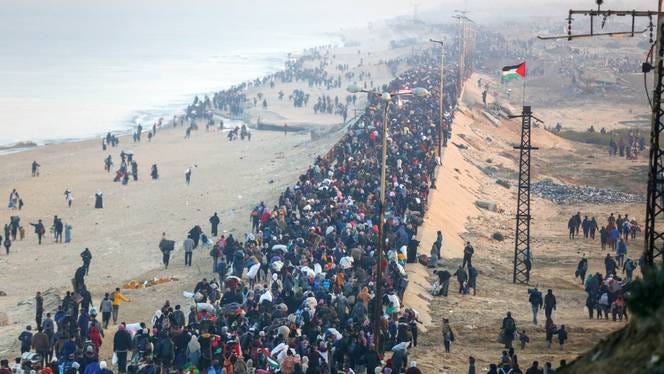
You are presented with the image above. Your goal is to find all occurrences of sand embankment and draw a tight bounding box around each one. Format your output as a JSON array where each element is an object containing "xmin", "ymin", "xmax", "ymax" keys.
[{"xmin": 407, "ymin": 73, "xmax": 643, "ymax": 372}]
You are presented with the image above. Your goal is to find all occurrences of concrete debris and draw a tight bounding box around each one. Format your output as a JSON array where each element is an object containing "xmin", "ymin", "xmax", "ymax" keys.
[
  {"xmin": 476, "ymin": 200, "xmax": 498, "ymax": 211},
  {"xmin": 482, "ymin": 110, "xmax": 501, "ymax": 127},
  {"xmin": 532, "ymin": 179, "xmax": 644, "ymax": 204},
  {"xmin": 496, "ymin": 179, "xmax": 511, "ymax": 189},
  {"xmin": 492, "ymin": 232, "xmax": 505, "ymax": 241}
]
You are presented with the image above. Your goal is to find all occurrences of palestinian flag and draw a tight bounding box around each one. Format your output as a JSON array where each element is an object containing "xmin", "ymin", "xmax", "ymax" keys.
[{"xmin": 501, "ymin": 62, "xmax": 526, "ymax": 81}]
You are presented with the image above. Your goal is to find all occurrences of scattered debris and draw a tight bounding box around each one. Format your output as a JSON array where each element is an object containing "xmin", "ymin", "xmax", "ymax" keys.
[
  {"xmin": 123, "ymin": 276, "xmax": 179, "ymax": 289},
  {"xmin": 492, "ymin": 232, "xmax": 505, "ymax": 241},
  {"xmin": 481, "ymin": 166, "xmax": 498, "ymax": 176},
  {"xmin": 496, "ymin": 179, "xmax": 511, "ymax": 189},
  {"xmin": 482, "ymin": 110, "xmax": 501, "ymax": 127},
  {"xmin": 452, "ymin": 142, "xmax": 468, "ymax": 150},
  {"xmin": 532, "ymin": 179, "xmax": 644, "ymax": 204},
  {"xmin": 0, "ymin": 291, "xmax": 6, "ymax": 297},
  {"xmin": 476, "ymin": 200, "xmax": 498, "ymax": 211}
]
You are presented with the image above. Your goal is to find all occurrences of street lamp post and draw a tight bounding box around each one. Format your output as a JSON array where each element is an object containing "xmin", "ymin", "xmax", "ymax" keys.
[
  {"xmin": 347, "ymin": 84, "xmax": 430, "ymax": 352},
  {"xmin": 430, "ymin": 39, "xmax": 445, "ymax": 155}
]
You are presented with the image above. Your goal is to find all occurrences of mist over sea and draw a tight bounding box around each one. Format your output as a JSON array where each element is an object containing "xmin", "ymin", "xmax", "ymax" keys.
[{"xmin": 0, "ymin": 1, "xmax": 362, "ymax": 145}]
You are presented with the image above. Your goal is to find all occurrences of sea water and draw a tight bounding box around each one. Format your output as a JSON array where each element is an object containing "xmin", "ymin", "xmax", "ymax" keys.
[{"xmin": 0, "ymin": 1, "xmax": 351, "ymax": 146}]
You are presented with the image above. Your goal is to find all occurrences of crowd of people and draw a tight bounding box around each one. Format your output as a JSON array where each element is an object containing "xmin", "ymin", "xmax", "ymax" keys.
[
  {"xmin": 4, "ymin": 31, "xmax": 624, "ymax": 373},
  {"xmin": 205, "ymin": 46, "xmax": 407, "ymax": 127},
  {"xmin": 608, "ymin": 132, "xmax": 646, "ymax": 160},
  {"xmin": 7, "ymin": 47, "xmax": 459, "ymax": 374},
  {"xmin": 566, "ymin": 211, "xmax": 643, "ymax": 326},
  {"xmin": 567, "ymin": 212, "xmax": 640, "ymax": 251}
]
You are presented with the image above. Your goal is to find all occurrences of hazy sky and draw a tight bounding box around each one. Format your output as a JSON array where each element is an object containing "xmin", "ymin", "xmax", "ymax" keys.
[{"xmin": 2, "ymin": 0, "xmax": 660, "ymax": 40}]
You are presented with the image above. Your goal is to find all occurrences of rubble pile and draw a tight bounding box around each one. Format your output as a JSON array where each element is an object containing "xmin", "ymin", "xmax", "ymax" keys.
[{"xmin": 532, "ymin": 179, "xmax": 645, "ymax": 204}]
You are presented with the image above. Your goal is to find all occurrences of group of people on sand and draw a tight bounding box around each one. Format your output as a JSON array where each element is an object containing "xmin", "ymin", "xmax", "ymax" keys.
[
  {"xmin": 103, "ymin": 132, "xmax": 120, "ymax": 150},
  {"xmin": 16, "ymin": 250, "xmax": 133, "ymax": 374},
  {"xmin": 431, "ymin": 240, "xmax": 478, "ymax": 298},
  {"xmin": 205, "ymin": 47, "xmax": 388, "ymax": 127},
  {"xmin": 567, "ymin": 212, "xmax": 640, "ymax": 250},
  {"xmin": 227, "ymin": 125, "xmax": 251, "ymax": 142},
  {"xmin": 565, "ymin": 211, "xmax": 643, "ymax": 324},
  {"xmin": 7, "ymin": 47, "xmax": 459, "ymax": 374},
  {"xmin": 8, "ymin": 188, "xmax": 24, "ymax": 210},
  {"xmin": 608, "ymin": 132, "xmax": 646, "ymax": 160}
]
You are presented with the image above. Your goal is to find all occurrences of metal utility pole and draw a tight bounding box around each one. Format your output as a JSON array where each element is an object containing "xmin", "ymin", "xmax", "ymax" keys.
[
  {"xmin": 645, "ymin": 3, "xmax": 664, "ymax": 266},
  {"xmin": 455, "ymin": 15, "xmax": 465, "ymax": 94},
  {"xmin": 511, "ymin": 106, "xmax": 540, "ymax": 284},
  {"xmin": 430, "ymin": 39, "xmax": 445, "ymax": 154},
  {"xmin": 537, "ymin": 1, "xmax": 663, "ymax": 266},
  {"xmin": 345, "ymin": 84, "xmax": 430, "ymax": 352},
  {"xmin": 453, "ymin": 11, "xmax": 476, "ymax": 97}
]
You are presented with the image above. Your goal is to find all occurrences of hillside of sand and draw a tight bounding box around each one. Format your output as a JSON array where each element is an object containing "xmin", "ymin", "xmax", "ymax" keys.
[{"xmin": 402, "ymin": 73, "xmax": 647, "ymax": 373}]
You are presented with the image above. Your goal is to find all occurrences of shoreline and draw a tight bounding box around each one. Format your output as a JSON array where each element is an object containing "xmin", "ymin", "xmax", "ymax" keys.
[{"xmin": 0, "ymin": 40, "xmax": 342, "ymax": 153}]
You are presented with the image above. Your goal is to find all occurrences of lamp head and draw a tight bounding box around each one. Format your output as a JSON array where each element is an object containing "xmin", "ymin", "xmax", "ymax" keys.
[
  {"xmin": 381, "ymin": 93, "xmax": 392, "ymax": 102},
  {"xmin": 412, "ymin": 87, "xmax": 431, "ymax": 97}
]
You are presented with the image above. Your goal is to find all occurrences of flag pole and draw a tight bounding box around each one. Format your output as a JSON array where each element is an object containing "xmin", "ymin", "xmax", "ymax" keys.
[{"xmin": 521, "ymin": 61, "xmax": 527, "ymax": 107}]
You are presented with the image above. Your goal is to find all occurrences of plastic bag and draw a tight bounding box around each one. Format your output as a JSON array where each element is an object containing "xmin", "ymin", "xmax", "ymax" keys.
[
  {"xmin": 247, "ymin": 263, "xmax": 261, "ymax": 279},
  {"xmin": 112, "ymin": 352, "xmax": 118, "ymax": 366}
]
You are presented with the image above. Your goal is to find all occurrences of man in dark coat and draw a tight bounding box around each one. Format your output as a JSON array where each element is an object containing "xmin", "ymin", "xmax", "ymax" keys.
[
  {"xmin": 544, "ymin": 289, "xmax": 557, "ymax": 320},
  {"xmin": 159, "ymin": 234, "xmax": 175, "ymax": 269},
  {"xmin": 35, "ymin": 292, "xmax": 44, "ymax": 329},
  {"xmin": 462, "ymin": 242, "xmax": 474, "ymax": 268},
  {"xmin": 209, "ymin": 213, "xmax": 220, "ymax": 237},
  {"xmin": 188, "ymin": 225, "xmax": 202, "ymax": 248},
  {"xmin": 433, "ymin": 269, "xmax": 451, "ymax": 297},
  {"xmin": 81, "ymin": 248, "xmax": 92, "ymax": 275},
  {"xmin": 113, "ymin": 324, "xmax": 132, "ymax": 373},
  {"xmin": 453, "ymin": 266, "xmax": 467, "ymax": 294}
]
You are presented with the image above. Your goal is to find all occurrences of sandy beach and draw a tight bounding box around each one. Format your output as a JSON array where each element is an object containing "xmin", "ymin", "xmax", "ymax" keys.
[{"xmin": 0, "ymin": 25, "xmax": 420, "ymax": 357}]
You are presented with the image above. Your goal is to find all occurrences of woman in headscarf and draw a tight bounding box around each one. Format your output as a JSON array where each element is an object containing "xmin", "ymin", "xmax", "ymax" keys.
[{"xmin": 187, "ymin": 334, "xmax": 201, "ymax": 366}]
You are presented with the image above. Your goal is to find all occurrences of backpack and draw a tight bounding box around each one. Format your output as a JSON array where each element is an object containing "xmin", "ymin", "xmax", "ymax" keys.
[
  {"xmin": 135, "ymin": 334, "xmax": 148, "ymax": 352},
  {"xmin": 83, "ymin": 339, "xmax": 96, "ymax": 353},
  {"xmin": 504, "ymin": 318, "xmax": 515, "ymax": 332}
]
